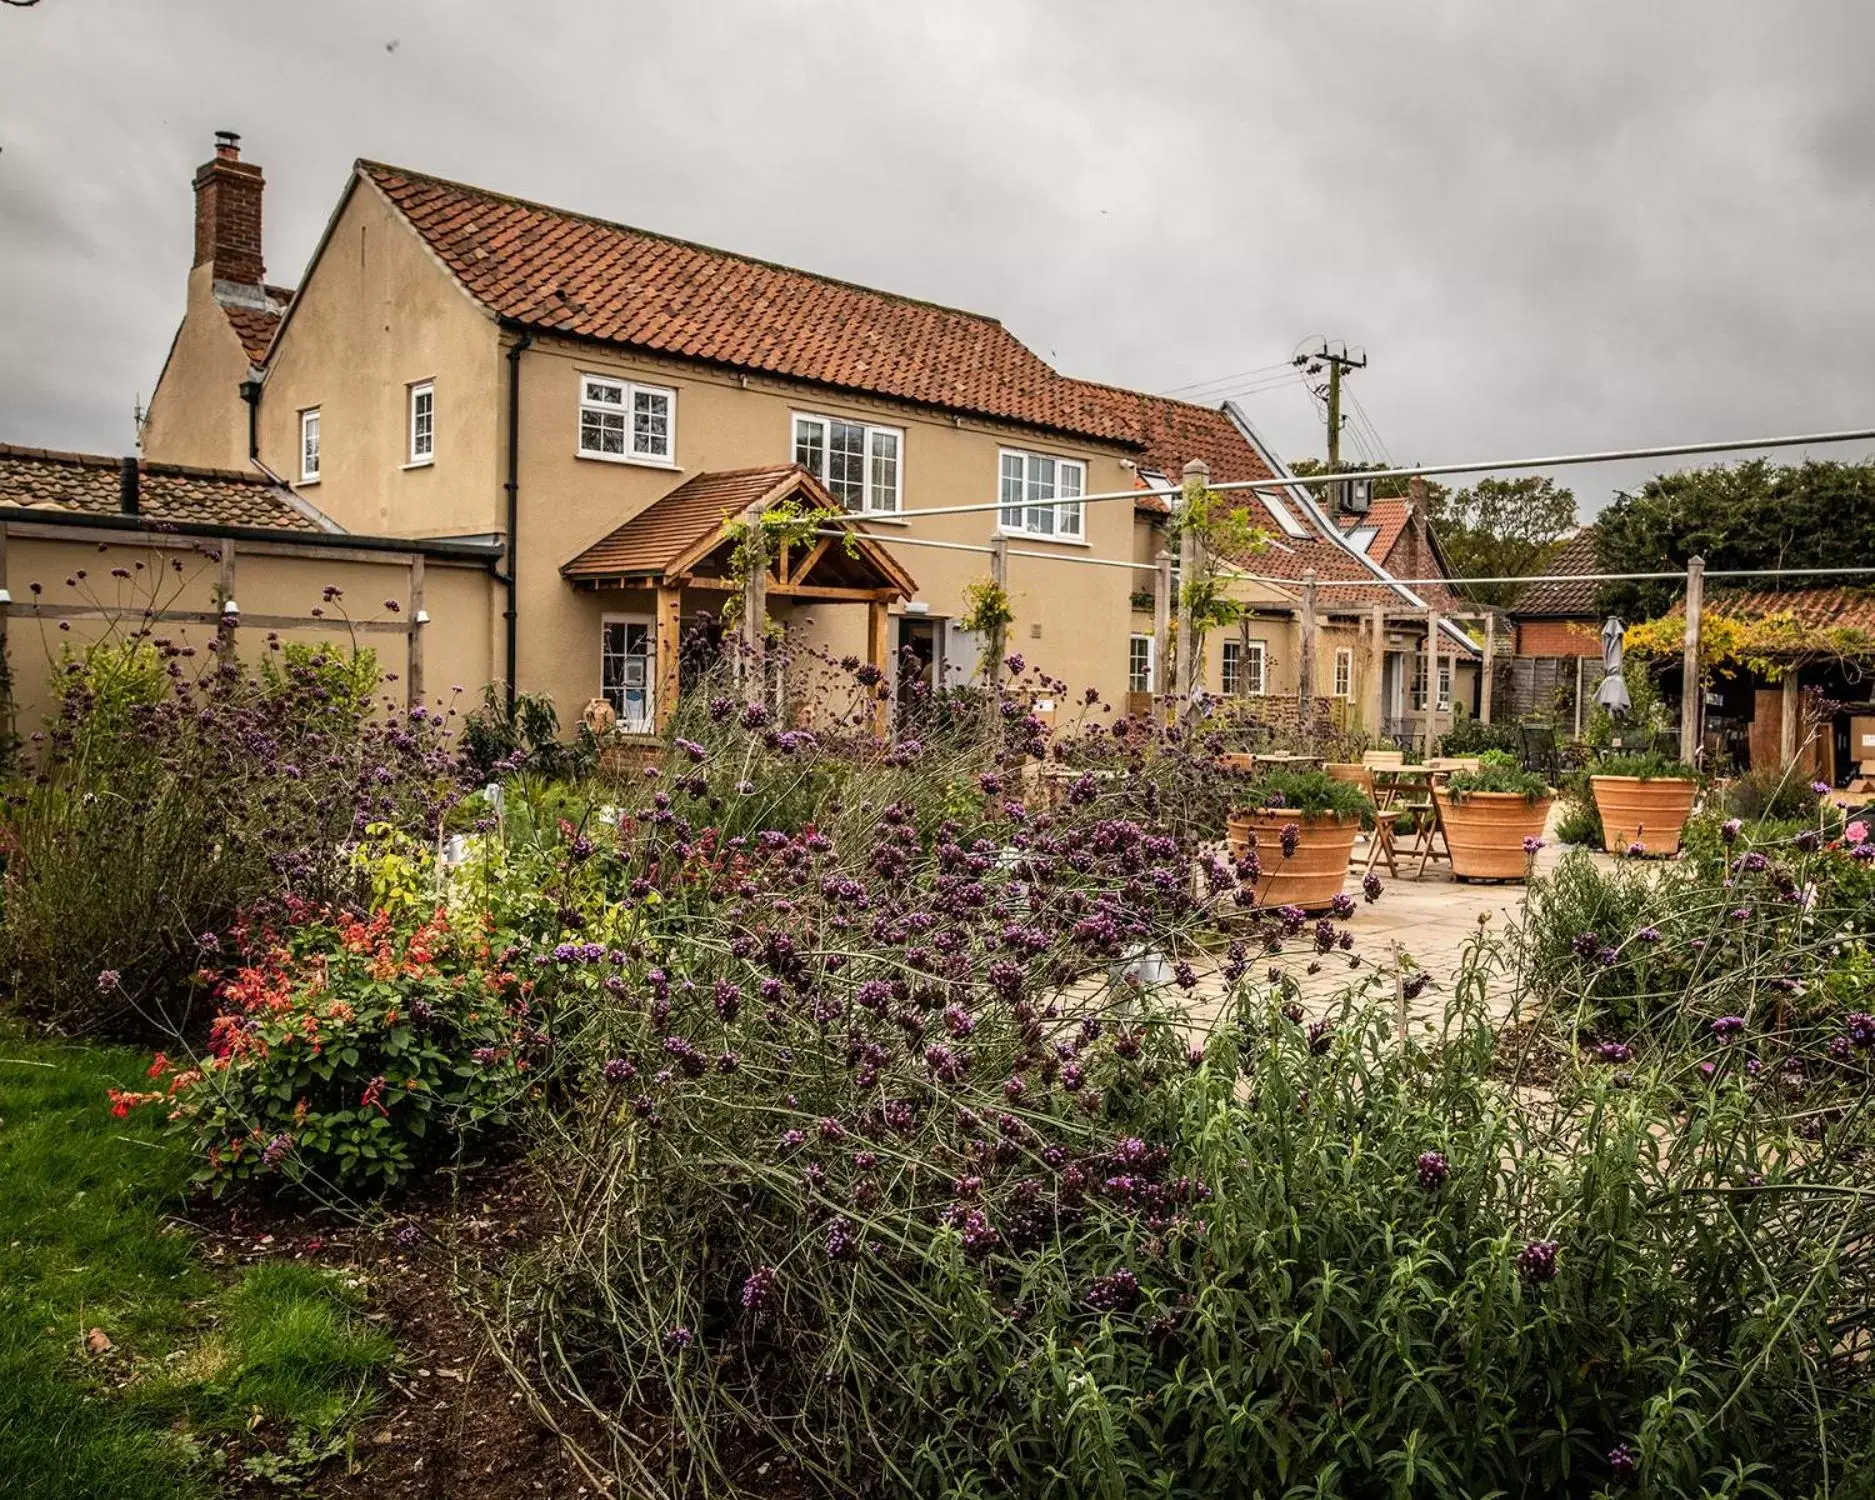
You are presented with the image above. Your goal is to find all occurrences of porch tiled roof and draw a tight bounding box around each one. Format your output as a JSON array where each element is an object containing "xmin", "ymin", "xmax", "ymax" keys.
[
  {"xmin": 0, "ymin": 444, "xmax": 323, "ymax": 532},
  {"xmin": 1707, "ymin": 586, "xmax": 1875, "ymax": 638},
  {"xmin": 563, "ymin": 466, "xmax": 803, "ymax": 581},
  {"xmin": 360, "ymin": 163, "xmax": 1134, "ymax": 445}
]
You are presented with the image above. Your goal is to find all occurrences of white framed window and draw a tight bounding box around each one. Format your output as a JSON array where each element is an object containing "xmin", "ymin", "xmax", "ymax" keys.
[
  {"xmin": 601, "ymin": 615, "xmax": 655, "ymax": 731},
  {"xmin": 1128, "ymin": 634, "xmax": 1155, "ymax": 694},
  {"xmin": 578, "ymin": 374, "xmax": 675, "ymax": 464},
  {"xmin": 792, "ymin": 413, "xmax": 902, "ymax": 513},
  {"xmin": 1221, "ymin": 638, "xmax": 1267, "ymax": 696},
  {"xmin": 407, "ymin": 381, "xmax": 434, "ymax": 465},
  {"xmin": 1333, "ymin": 646, "xmax": 1353, "ymax": 699},
  {"xmin": 1412, "ymin": 655, "xmax": 1454, "ymax": 711},
  {"xmin": 998, "ymin": 449, "xmax": 1085, "ymax": 539},
  {"xmin": 299, "ymin": 408, "xmax": 321, "ymax": 483}
]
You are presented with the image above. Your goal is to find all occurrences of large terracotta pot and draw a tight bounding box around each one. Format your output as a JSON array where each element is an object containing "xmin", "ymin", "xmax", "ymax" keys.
[
  {"xmin": 1226, "ymin": 808, "xmax": 1360, "ymax": 910},
  {"xmin": 1434, "ymin": 788, "xmax": 1553, "ymax": 881},
  {"xmin": 1590, "ymin": 775, "xmax": 1697, "ymax": 856}
]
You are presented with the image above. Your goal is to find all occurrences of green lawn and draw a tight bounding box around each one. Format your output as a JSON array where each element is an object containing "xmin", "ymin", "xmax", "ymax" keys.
[{"xmin": 0, "ymin": 1035, "xmax": 392, "ymax": 1498}]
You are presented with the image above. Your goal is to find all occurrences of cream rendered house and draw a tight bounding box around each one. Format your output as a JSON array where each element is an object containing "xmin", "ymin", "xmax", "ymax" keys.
[{"xmin": 145, "ymin": 136, "xmax": 1471, "ymax": 735}]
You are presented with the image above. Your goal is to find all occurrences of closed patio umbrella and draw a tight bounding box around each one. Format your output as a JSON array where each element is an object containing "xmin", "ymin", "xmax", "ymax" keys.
[{"xmin": 1596, "ymin": 617, "xmax": 1631, "ymax": 717}]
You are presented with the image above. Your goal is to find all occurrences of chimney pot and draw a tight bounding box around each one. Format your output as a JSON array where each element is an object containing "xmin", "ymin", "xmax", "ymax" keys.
[
  {"xmin": 214, "ymin": 130, "xmax": 241, "ymax": 160},
  {"xmin": 119, "ymin": 456, "xmax": 141, "ymax": 516}
]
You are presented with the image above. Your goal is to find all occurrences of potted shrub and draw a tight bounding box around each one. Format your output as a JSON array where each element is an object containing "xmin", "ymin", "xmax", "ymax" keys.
[
  {"xmin": 1434, "ymin": 751, "xmax": 1553, "ymax": 881},
  {"xmin": 1226, "ymin": 767, "xmax": 1371, "ymax": 910},
  {"xmin": 1589, "ymin": 752, "xmax": 1700, "ymax": 856}
]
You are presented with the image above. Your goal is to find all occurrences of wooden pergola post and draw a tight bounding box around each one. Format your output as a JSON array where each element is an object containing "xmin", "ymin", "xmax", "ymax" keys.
[
  {"xmin": 987, "ymin": 534, "xmax": 1009, "ymax": 689},
  {"xmin": 1298, "ymin": 569, "xmax": 1318, "ymax": 724},
  {"xmin": 215, "ymin": 540, "xmax": 238, "ymax": 668},
  {"xmin": 1680, "ymin": 555, "xmax": 1705, "ymax": 765},
  {"xmin": 1173, "ymin": 459, "xmax": 1209, "ymax": 709},
  {"xmin": 1479, "ymin": 609, "xmax": 1495, "ymax": 724},
  {"xmin": 405, "ymin": 553, "xmax": 425, "ymax": 709},
  {"xmin": 1422, "ymin": 609, "xmax": 1440, "ymax": 756},
  {"xmin": 1153, "ymin": 547, "xmax": 1173, "ymax": 718},
  {"xmin": 739, "ymin": 502, "xmax": 768, "ymax": 707},
  {"xmin": 1368, "ymin": 603, "xmax": 1387, "ymax": 739},
  {"xmin": 1779, "ymin": 670, "xmax": 1800, "ymax": 766},
  {"xmin": 654, "ymin": 585, "xmax": 682, "ymax": 732},
  {"xmin": 867, "ymin": 598, "xmax": 890, "ymax": 738}
]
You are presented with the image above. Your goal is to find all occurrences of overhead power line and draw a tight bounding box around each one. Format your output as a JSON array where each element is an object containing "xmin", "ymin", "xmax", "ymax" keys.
[{"xmin": 888, "ymin": 424, "xmax": 1875, "ymax": 521}]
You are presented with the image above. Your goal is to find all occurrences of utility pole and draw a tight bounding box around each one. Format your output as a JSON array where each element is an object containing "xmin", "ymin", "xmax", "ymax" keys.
[{"xmin": 1297, "ymin": 340, "xmax": 1368, "ymax": 468}]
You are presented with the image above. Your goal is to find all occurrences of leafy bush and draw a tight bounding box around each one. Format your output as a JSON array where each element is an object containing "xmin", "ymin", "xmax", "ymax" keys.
[
  {"xmin": 1231, "ymin": 765, "xmax": 1372, "ymax": 820},
  {"xmin": 1553, "ymin": 768, "xmax": 1604, "ymax": 845},
  {"xmin": 1590, "ymin": 750, "xmax": 1698, "ymax": 781},
  {"xmin": 1719, "ymin": 766, "xmax": 1824, "ymax": 823},
  {"xmin": 0, "ymin": 641, "xmax": 462, "ymax": 1038},
  {"xmin": 459, "ymin": 685, "xmax": 597, "ymax": 780},
  {"xmin": 120, "ymin": 894, "xmax": 546, "ymax": 1192},
  {"xmin": 1444, "ymin": 761, "xmax": 1551, "ymax": 802},
  {"xmin": 1436, "ymin": 714, "xmax": 1521, "ymax": 757}
]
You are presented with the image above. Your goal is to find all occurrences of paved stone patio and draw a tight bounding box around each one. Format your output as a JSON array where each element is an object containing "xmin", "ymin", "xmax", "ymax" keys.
[{"xmin": 1179, "ymin": 815, "xmax": 1604, "ymax": 1033}]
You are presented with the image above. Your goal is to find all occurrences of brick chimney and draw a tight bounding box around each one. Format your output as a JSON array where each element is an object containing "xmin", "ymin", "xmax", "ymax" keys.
[{"xmin": 192, "ymin": 130, "xmax": 265, "ymax": 286}]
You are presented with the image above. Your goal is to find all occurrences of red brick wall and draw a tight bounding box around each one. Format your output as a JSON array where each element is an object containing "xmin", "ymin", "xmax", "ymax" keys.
[
  {"xmin": 192, "ymin": 157, "xmax": 265, "ymax": 284},
  {"xmin": 1515, "ymin": 619, "xmax": 1601, "ymax": 657}
]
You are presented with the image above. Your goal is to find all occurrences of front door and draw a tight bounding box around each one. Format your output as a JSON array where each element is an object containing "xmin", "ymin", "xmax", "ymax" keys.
[{"xmin": 602, "ymin": 616, "xmax": 654, "ymax": 731}]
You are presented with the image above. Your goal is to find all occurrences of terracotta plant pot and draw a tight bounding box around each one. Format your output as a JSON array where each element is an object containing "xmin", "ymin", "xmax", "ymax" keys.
[
  {"xmin": 1590, "ymin": 775, "xmax": 1697, "ymax": 856},
  {"xmin": 1434, "ymin": 788, "xmax": 1553, "ymax": 881},
  {"xmin": 1226, "ymin": 808, "xmax": 1360, "ymax": 911}
]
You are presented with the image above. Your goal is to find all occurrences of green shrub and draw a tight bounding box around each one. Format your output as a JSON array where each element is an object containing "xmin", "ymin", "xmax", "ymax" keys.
[
  {"xmin": 1437, "ymin": 715, "xmax": 1521, "ymax": 757},
  {"xmin": 1444, "ymin": 761, "xmax": 1551, "ymax": 802},
  {"xmin": 1554, "ymin": 768, "xmax": 1604, "ymax": 845},
  {"xmin": 1719, "ymin": 766, "xmax": 1824, "ymax": 823},
  {"xmin": 0, "ymin": 641, "xmax": 462, "ymax": 1038},
  {"xmin": 1590, "ymin": 750, "xmax": 1698, "ymax": 781},
  {"xmin": 1232, "ymin": 765, "xmax": 1372, "ymax": 819}
]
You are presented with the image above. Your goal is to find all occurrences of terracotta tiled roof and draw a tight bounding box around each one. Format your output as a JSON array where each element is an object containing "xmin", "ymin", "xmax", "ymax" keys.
[
  {"xmin": 359, "ymin": 163, "xmax": 1134, "ymax": 445},
  {"xmin": 218, "ymin": 285, "xmax": 293, "ymax": 365},
  {"xmin": 1512, "ymin": 527, "xmax": 1601, "ymax": 618},
  {"xmin": 1339, "ymin": 497, "xmax": 1410, "ymax": 563},
  {"xmin": 0, "ymin": 445, "xmax": 323, "ymax": 532},
  {"xmin": 1706, "ymin": 587, "xmax": 1875, "ymax": 638}
]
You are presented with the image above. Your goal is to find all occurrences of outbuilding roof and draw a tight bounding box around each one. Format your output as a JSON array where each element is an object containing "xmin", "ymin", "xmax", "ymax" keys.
[
  {"xmin": 1512, "ymin": 527, "xmax": 1602, "ymax": 618},
  {"xmin": 0, "ymin": 444, "xmax": 326, "ymax": 533}
]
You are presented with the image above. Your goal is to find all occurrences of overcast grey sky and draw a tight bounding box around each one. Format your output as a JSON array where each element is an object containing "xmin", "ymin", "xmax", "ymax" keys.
[{"xmin": 4, "ymin": 0, "xmax": 1873, "ymax": 522}]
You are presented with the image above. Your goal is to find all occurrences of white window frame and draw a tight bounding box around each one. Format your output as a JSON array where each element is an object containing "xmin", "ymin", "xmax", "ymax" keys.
[
  {"xmin": 1333, "ymin": 646, "xmax": 1353, "ymax": 699},
  {"xmin": 1127, "ymin": 634, "xmax": 1155, "ymax": 694},
  {"xmin": 600, "ymin": 613, "xmax": 656, "ymax": 732},
  {"xmin": 997, "ymin": 448, "xmax": 1086, "ymax": 541},
  {"xmin": 1220, "ymin": 638, "xmax": 1268, "ymax": 696},
  {"xmin": 1438, "ymin": 660, "xmax": 1453, "ymax": 712},
  {"xmin": 577, "ymin": 373, "xmax": 676, "ymax": 466},
  {"xmin": 791, "ymin": 412, "xmax": 903, "ymax": 514},
  {"xmin": 407, "ymin": 381, "xmax": 434, "ymax": 466},
  {"xmin": 299, "ymin": 408, "xmax": 321, "ymax": 484}
]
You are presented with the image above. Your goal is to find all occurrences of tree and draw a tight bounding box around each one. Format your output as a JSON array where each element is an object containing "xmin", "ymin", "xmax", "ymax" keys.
[
  {"xmin": 1421, "ymin": 476, "xmax": 1576, "ymax": 608},
  {"xmin": 1593, "ymin": 458, "xmax": 1875, "ymax": 621}
]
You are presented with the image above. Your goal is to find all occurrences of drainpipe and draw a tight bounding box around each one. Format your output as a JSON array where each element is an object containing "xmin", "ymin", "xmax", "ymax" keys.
[
  {"xmin": 501, "ymin": 330, "xmax": 533, "ymax": 711},
  {"xmin": 239, "ymin": 378, "xmax": 263, "ymax": 460}
]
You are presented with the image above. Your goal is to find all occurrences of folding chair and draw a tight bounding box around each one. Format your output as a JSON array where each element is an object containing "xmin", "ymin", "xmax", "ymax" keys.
[{"xmin": 1328, "ymin": 762, "xmax": 1401, "ymax": 876}]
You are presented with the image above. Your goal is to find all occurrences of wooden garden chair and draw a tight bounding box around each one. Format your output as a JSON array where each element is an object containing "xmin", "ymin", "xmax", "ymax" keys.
[{"xmin": 1327, "ymin": 762, "xmax": 1401, "ymax": 876}]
